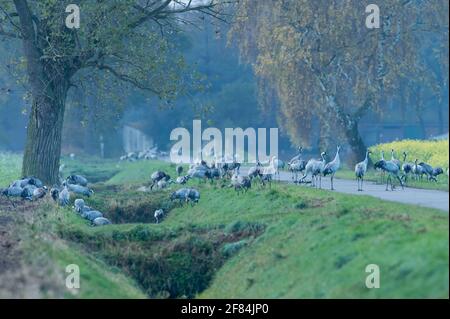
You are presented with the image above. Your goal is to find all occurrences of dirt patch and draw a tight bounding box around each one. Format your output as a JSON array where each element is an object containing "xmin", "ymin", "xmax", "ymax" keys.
[
  {"xmin": 88, "ymin": 186, "xmax": 176, "ymax": 224},
  {"xmin": 0, "ymin": 198, "xmax": 64, "ymax": 298},
  {"xmin": 0, "ymin": 214, "xmax": 19, "ymax": 275}
]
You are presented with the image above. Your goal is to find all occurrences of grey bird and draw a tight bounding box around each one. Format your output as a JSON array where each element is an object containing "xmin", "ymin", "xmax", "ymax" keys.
[
  {"xmin": 418, "ymin": 161, "xmax": 434, "ymax": 180},
  {"xmin": 21, "ymin": 185, "xmax": 37, "ymax": 200},
  {"xmin": 412, "ymin": 159, "xmax": 425, "ymax": 180},
  {"xmin": 73, "ymin": 198, "xmax": 92, "ymax": 214},
  {"xmin": 32, "ymin": 186, "xmax": 48, "ymax": 200},
  {"xmin": 2, "ymin": 186, "xmax": 23, "ymax": 197},
  {"xmin": 154, "ymin": 209, "xmax": 164, "ymax": 224},
  {"xmin": 58, "ymin": 183, "xmax": 70, "ymax": 206},
  {"xmin": 431, "ymin": 167, "xmax": 444, "ymax": 181},
  {"xmin": 374, "ymin": 159, "xmax": 404, "ymax": 191},
  {"xmin": 231, "ymin": 169, "xmax": 251, "ymax": 193},
  {"xmin": 186, "ymin": 188, "xmax": 200, "ymax": 204},
  {"xmin": 323, "ymin": 146, "xmax": 341, "ymax": 190},
  {"xmin": 390, "ymin": 149, "xmax": 401, "ymax": 169},
  {"xmin": 82, "ymin": 210, "xmax": 103, "ymax": 222},
  {"xmin": 288, "ymin": 146, "xmax": 304, "ymax": 164},
  {"xmin": 288, "ymin": 159, "xmax": 306, "ymax": 184},
  {"xmin": 300, "ymin": 152, "xmax": 327, "ymax": 188},
  {"xmin": 170, "ymin": 188, "xmax": 191, "ymax": 204},
  {"xmin": 247, "ymin": 162, "xmax": 262, "ymax": 180},
  {"xmin": 150, "ymin": 171, "xmax": 170, "ymax": 190},
  {"xmin": 67, "ymin": 183, "xmax": 94, "ymax": 197},
  {"xmin": 92, "ymin": 217, "xmax": 111, "ymax": 226},
  {"xmin": 10, "ymin": 178, "xmax": 30, "ymax": 188},
  {"xmin": 401, "ymin": 152, "xmax": 414, "ymax": 183},
  {"xmin": 355, "ymin": 150, "xmax": 371, "ymax": 191},
  {"xmin": 170, "ymin": 188, "xmax": 199, "ymax": 205},
  {"xmin": 67, "ymin": 175, "xmax": 88, "ymax": 187},
  {"xmin": 50, "ymin": 187, "xmax": 59, "ymax": 202},
  {"xmin": 175, "ymin": 175, "xmax": 190, "ymax": 185}
]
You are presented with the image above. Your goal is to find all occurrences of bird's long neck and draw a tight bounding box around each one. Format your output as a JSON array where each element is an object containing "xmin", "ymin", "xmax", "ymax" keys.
[
  {"xmin": 403, "ymin": 153, "xmax": 407, "ymax": 162},
  {"xmin": 364, "ymin": 151, "xmax": 369, "ymax": 165},
  {"xmin": 334, "ymin": 149, "xmax": 340, "ymax": 163},
  {"xmin": 391, "ymin": 150, "xmax": 395, "ymax": 160}
]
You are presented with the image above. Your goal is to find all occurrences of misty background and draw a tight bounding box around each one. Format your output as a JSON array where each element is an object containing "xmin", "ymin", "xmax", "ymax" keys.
[{"xmin": 0, "ymin": 16, "xmax": 448, "ymax": 160}]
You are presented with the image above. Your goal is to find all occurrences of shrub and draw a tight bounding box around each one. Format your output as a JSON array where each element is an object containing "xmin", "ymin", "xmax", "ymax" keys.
[
  {"xmin": 222, "ymin": 240, "xmax": 248, "ymax": 257},
  {"xmin": 224, "ymin": 220, "xmax": 265, "ymax": 235}
]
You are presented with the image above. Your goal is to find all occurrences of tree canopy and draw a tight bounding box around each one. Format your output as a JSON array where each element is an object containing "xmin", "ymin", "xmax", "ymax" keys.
[
  {"xmin": 230, "ymin": 0, "xmax": 449, "ymax": 159},
  {"xmin": 0, "ymin": 0, "xmax": 231, "ymax": 183}
]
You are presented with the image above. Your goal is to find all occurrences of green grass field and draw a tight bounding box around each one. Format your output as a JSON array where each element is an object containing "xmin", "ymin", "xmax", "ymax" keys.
[{"xmin": 0, "ymin": 155, "xmax": 448, "ymax": 298}]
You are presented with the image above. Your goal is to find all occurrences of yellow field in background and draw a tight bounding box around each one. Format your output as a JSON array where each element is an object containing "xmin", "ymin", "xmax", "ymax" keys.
[{"xmin": 370, "ymin": 139, "xmax": 449, "ymax": 169}]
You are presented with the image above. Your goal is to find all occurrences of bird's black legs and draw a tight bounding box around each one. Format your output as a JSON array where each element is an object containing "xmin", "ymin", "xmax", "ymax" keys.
[
  {"xmin": 330, "ymin": 174, "xmax": 335, "ymax": 190},
  {"xmin": 396, "ymin": 175, "xmax": 404, "ymax": 190}
]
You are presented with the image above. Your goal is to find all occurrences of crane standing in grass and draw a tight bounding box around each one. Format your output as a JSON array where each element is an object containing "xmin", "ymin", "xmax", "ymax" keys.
[
  {"xmin": 323, "ymin": 146, "xmax": 341, "ymax": 190},
  {"xmin": 412, "ymin": 159, "xmax": 425, "ymax": 180},
  {"xmin": 355, "ymin": 149, "xmax": 371, "ymax": 191},
  {"xmin": 401, "ymin": 152, "xmax": 414, "ymax": 183},
  {"xmin": 374, "ymin": 158, "xmax": 404, "ymax": 191},
  {"xmin": 377, "ymin": 150, "xmax": 386, "ymax": 184}
]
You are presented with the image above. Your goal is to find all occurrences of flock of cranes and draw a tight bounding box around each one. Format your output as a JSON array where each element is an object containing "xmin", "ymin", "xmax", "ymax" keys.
[
  {"xmin": 294, "ymin": 146, "xmax": 342, "ymax": 190},
  {"xmin": 287, "ymin": 146, "xmax": 445, "ymax": 192},
  {"xmin": 0, "ymin": 173, "xmax": 111, "ymax": 226},
  {"xmin": 147, "ymin": 143, "xmax": 446, "ymax": 196},
  {"xmin": 1, "ymin": 144, "xmax": 445, "ymax": 226}
]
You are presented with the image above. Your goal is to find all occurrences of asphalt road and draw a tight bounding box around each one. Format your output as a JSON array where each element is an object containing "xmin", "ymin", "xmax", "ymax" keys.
[{"xmin": 242, "ymin": 168, "xmax": 449, "ymax": 212}]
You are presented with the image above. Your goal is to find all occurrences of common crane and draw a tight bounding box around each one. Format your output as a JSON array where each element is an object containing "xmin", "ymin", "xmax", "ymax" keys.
[
  {"xmin": 374, "ymin": 159, "xmax": 404, "ymax": 191},
  {"xmin": 355, "ymin": 149, "xmax": 371, "ymax": 191},
  {"xmin": 401, "ymin": 152, "xmax": 414, "ymax": 183},
  {"xmin": 300, "ymin": 151, "xmax": 327, "ymax": 188},
  {"xmin": 154, "ymin": 209, "xmax": 164, "ymax": 224},
  {"xmin": 390, "ymin": 149, "xmax": 401, "ymax": 169},
  {"xmin": 323, "ymin": 146, "xmax": 341, "ymax": 190}
]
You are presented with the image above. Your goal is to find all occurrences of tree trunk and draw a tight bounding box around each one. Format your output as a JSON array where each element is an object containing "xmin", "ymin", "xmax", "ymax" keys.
[
  {"xmin": 324, "ymin": 94, "xmax": 368, "ymax": 163},
  {"xmin": 343, "ymin": 120, "xmax": 367, "ymax": 164},
  {"xmin": 22, "ymin": 82, "xmax": 68, "ymax": 185},
  {"xmin": 14, "ymin": 0, "xmax": 70, "ymax": 185}
]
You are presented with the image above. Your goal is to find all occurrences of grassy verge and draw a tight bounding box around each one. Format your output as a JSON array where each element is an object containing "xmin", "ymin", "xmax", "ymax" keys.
[
  {"xmin": 0, "ymin": 200, "xmax": 146, "ymax": 298},
  {"xmin": 0, "ymin": 152, "xmax": 21, "ymax": 187}
]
